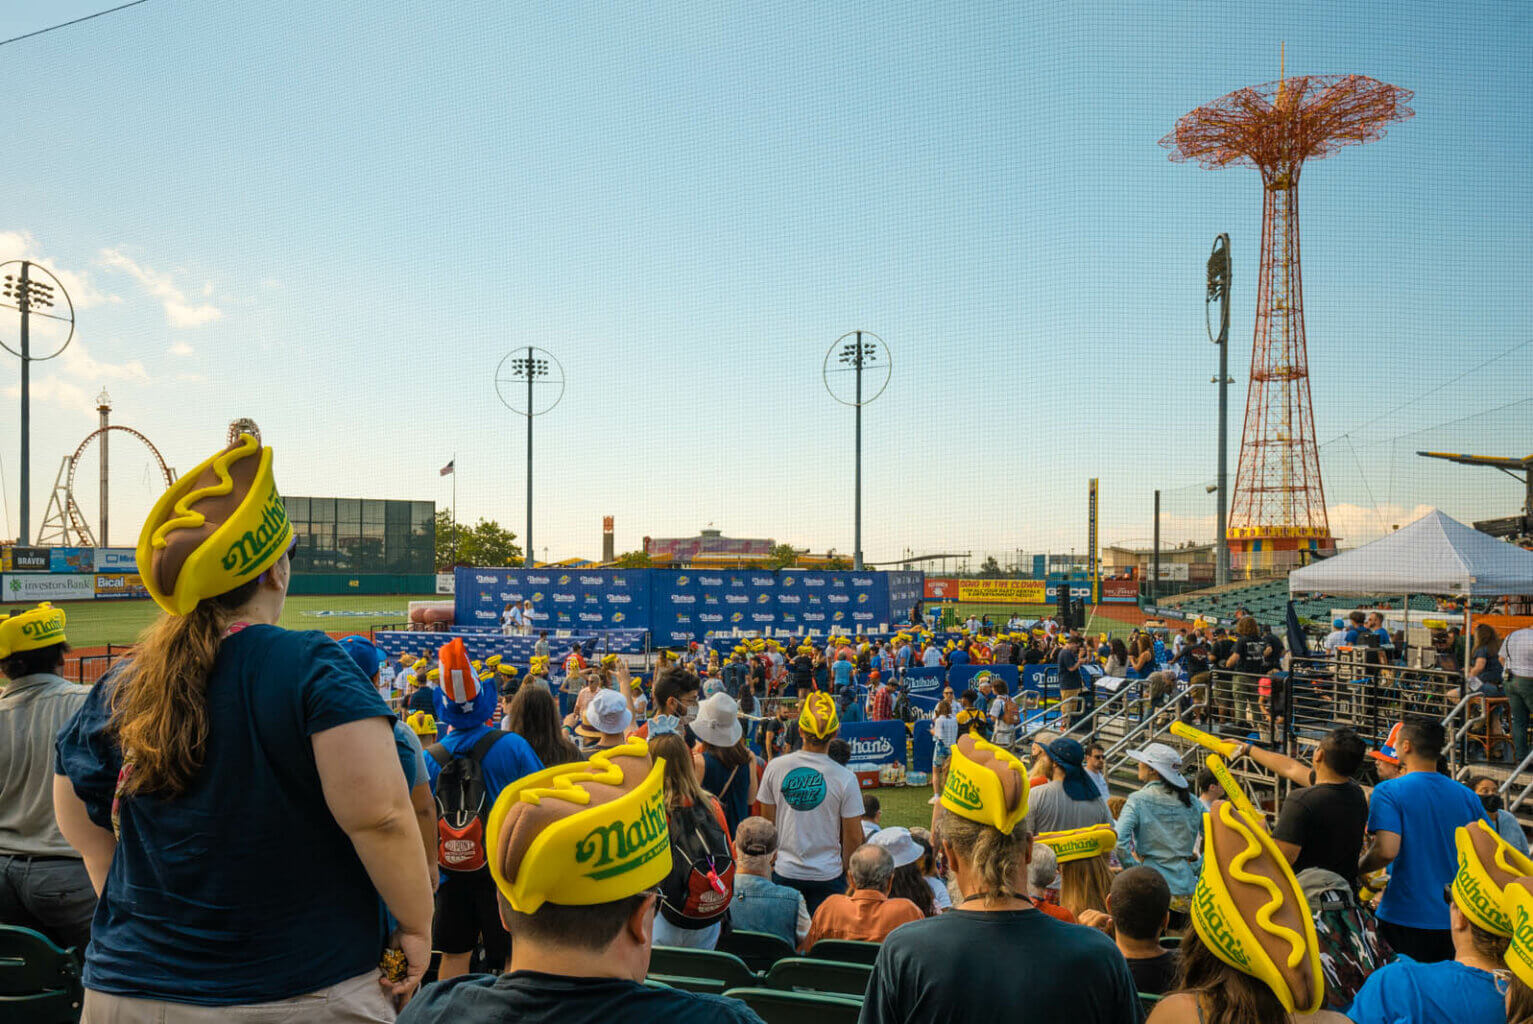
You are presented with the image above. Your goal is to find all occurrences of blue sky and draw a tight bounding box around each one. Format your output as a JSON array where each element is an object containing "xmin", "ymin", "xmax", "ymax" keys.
[{"xmin": 0, "ymin": 0, "xmax": 1528, "ymax": 564}]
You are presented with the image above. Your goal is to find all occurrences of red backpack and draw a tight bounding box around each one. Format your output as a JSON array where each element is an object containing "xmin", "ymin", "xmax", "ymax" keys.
[
  {"xmin": 427, "ymin": 730, "xmax": 504, "ymax": 872},
  {"xmin": 658, "ymin": 799, "xmax": 736, "ymax": 929}
]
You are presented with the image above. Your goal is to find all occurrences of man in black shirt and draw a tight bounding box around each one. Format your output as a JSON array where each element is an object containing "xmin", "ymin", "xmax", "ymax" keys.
[
  {"xmin": 1237, "ymin": 727, "xmax": 1370, "ymax": 886},
  {"xmin": 1079, "ymin": 867, "xmax": 1180, "ymax": 997},
  {"xmin": 400, "ymin": 741, "xmax": 763, "ymax": 1024}
]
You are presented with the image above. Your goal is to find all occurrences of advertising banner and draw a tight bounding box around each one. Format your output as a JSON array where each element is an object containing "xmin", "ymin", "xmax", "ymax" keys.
[
  {"xmin": 956, "ymin": 579, "xmax": 1046, "ymax": 604},
  {"xmin": 923, "ymin": 577, "xmax": 960, "ymax": 601},
  {"xmin": 1044, "ymin": 581, "xmax": 1094, "ymax": 601},
  {"xmin": 4, "ymin": 573, "xmax": 97, "ymax": 601},
  {"xmin": 49, "ymin": 547, "xmax": 96, "ymax": 573},
  {"xmin": 902, "ymin": 666, "xmax": 947, "ymax": 698},
  {"xmin": 1101, "ymin": 578, "xmax": 1139, "ymax": 603},
  {"xmin": 95, "ymin": 573, "xmax": 150, "ymax": 600},
  {"xmin": 949, "ymin": 663, "xmax": 1019, "ymax": 693},
  {"xmin": 839, "ymin": 720, "xmax": 907, "ymax": 769},
  {"xmin": 3, "ymin": 547, "xmax": 50, "ymax": 572},
  {"xmin": 912, "ymin": 719, "xmax": 935, "ymax": 773},
  {"xmin": 95, "ymin": 548, "xmax": 139, "ymax": 572},
  {"xmin": 435, "ymin": 573, "xmax": 455, "ymax": 595}
]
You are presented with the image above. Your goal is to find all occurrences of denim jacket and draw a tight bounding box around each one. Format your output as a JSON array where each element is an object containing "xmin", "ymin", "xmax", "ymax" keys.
[{"xmin": 1114, "ymin": 781, "xmax": 1205, "ymax": 896}]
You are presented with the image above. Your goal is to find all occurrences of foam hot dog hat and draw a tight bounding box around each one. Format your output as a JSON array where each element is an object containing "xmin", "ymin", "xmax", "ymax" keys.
[
  {"xmin": 1193, "ymin": 800, "xmax": 1322, "ymax": 1014},
  {"xmin": 1036, "ymin": 823, "xmax": 1117, "ymax": 863},
  {"xmin": 1503, "ymin": 877, "xmax": 1533, "ymax": 989},
  {"xmin": 136, "ymin": 433, "xmax": 293, "ymax": 616},
  {"xmin": 940, "ymin": 734, "xmax": 1030, "ymax": 835},
  {"xmin": 1452, "ymin": 819, "xmax": 1533, "ymax": 936},
  {"xmin": 0, "ymin": 603, "xmax": 67, "ymax": 656},
  {"xmin": 487, "ymin": 738, "xmax": 670, "ymax": 914}
]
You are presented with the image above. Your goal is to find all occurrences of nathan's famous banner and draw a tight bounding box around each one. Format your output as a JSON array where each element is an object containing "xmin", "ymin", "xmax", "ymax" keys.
[
  {"xmin": 955, "ymin": 579, "xmax": 1046, "ymax": 604},
  {"xmin": 839, "ymin": 720, "xmax": 908, "ymax": 769}
]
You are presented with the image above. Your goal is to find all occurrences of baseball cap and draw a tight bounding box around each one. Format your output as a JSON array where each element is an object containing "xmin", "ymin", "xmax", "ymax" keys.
[{"xmin": 336, "ymin": 634, "xmax": 385, "ymax": 679}]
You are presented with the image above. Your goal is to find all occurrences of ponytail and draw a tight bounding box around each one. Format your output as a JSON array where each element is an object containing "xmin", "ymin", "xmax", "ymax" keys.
[{"xmin": 110, "ymin": 580, "xmax": 259, "ymax": 798}]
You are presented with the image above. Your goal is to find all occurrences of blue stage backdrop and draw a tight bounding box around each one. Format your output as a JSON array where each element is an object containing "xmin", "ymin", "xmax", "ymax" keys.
[
  {"xmin": 948, "ymin": 663, "xmax": 1019, "ymax": 693},
  {"xmin": 839, "ymin": 720, "xmax": 907, "ymax": 769},
  {"xmin": 455, "ymin": 568, "xmax": 923, "ymax": 642}
]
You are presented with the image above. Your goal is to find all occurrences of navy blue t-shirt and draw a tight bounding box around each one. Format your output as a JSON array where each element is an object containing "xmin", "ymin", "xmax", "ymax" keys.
[
  {"xmin": 423, "ymin": 724, "xmax": 543, "ymax": 804},
  {"xmin": 54, "ymin": 625, "xmax": 396, "ymax": 1005}
]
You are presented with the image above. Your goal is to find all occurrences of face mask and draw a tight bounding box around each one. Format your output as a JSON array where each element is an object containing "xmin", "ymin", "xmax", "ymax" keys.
[{"xmin": 683, "ymin": 702, "xmax": 699, "ymax": 723}]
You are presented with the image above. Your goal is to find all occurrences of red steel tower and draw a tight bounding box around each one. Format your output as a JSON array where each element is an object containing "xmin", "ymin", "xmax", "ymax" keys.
[{"xmin": 1162, "ymin": 70, "xmax": 1412, "ymax": 573}]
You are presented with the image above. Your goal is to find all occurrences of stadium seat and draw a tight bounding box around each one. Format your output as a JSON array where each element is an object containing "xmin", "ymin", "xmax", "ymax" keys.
[
  {"xmin": 764, "ymin": 957, "xmax": 873, "ymax": 996},
  {"xmin": 722, "ymin": 987, "xmax": 863, "ymax": 1024},
  {"xmin": 647, "ymin": 947, "xmax": 757, "ymax": 991},
  {"xmin": 645, "ymin": 973, "xmax": 729, "ymax": 995},
  {"xmin": 806, "ymin": 938, "xmax": 881, "ymax": 964},
  {"xmin": 717, "ymin": 929, "xmax": 797, "ymax": 973},
  {"xmin": 0, "ymin": 924, "xmax": 83, "ymax": 1024}
]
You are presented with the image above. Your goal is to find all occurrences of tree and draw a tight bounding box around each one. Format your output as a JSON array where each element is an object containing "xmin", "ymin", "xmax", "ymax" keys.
[
  {"xmin": 613, "ymin": 550, "xmax": 652, "ymax": 568},
  {"xmin": 979, "ymin": 555, "xmax": 1003, "ymax": 578},
  {"xmin": 825, "ymin": 554, "xmax": 851, "ymax": 571},
  {"xmin": 765, "ymin": 543, "xmax": 800, "ymax": 570},
  {"xmin": 435, "ymin": 509, "xmax": 524, "ymax": 569}
]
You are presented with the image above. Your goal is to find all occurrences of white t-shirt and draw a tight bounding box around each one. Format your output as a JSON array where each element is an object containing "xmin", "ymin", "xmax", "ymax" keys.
[
  {"xmin": 1503, "ymin": 628, "xmax": 1533, "ymax": 678},
  {"xmin": 926, "ymin": 874, "xmax": 953, "ymax": 913},
  {"xmin": 756, "ymin": 750, "xmax": 864, "ymax": 881},
  {"xmin": 502, "ymin": 609, "xmax": 518, "ymax": 629}
]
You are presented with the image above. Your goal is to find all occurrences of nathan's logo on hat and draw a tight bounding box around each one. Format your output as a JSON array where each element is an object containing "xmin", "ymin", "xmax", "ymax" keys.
[
  {"xmin": 1452, "ymin": 820, "xmax": 1533, "ymax": 936},
  {"xmin": 942, "ymin": 761, "xmax": 984, "ymax": 812},
  {"xmin": 574, "ymin": 783, "xmax": 669, "ymax": 880},
  {"xmin": 1193, "ymin": 880, "xmax": 1251, "ymax": 968},
  {"xmin": 220, "ymin": 488, "xmax": 290, "ymax": 578}
]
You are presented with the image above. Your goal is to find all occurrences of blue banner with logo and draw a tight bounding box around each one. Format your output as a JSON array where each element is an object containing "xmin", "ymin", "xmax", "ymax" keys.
[
  {"xmin": 903, "ymin": 666, "xmax": 947, "ymax": 699},
  {"xmin": 1044, "ymin": 581, "xmax": 1094, "ymax": 600},
  {"xmin": 94, "ymin": 548, "xmax": 139, "ymax": 572},
  {"xmin": 50, "ymin": 547, "xmax": 95, "ymax": 573},
  {"xmin": 912, "ymin": 719, "xmax": 934, "ymax": 773},
  {"xmin": 949, "ymin": 663, "xmax": 1019, "ymax": 693},
  {"xmin": 839, "ymin": 720, "xmax": 907, "ymax": 769}
]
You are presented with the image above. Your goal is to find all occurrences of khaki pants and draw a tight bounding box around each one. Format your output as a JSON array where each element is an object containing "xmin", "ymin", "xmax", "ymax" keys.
[{"xmin": 83, "ymin": 971, "xmax": 394, "ymax": 1024}]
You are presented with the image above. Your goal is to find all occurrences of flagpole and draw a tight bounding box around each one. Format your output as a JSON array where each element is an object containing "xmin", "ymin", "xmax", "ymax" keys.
[{"xmin": 451, "ymin": 453, "xmax": 458, "ymax": 569}]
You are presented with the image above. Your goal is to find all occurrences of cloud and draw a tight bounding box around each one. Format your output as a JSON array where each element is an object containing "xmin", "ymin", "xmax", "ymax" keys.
[
  {"xmin": 1, "ymin": 339, "xmax": 150, "ymax": 412},
  {"xmin": 169, "ymin": 341, "xmax": 193, "ymax": 357},
  {"xmin": 97, "ymin": 248, "xmax": 222, "ymax": 328},
  {"xmin": 1328, "ymin": 503, "xmax": 1434, "ymax": 546},
  {"xmin": 0, "ymin": 229, "xmax": 121, "ymax": 310}
]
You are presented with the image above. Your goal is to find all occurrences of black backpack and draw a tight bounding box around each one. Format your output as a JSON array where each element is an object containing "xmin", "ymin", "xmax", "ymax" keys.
[
  {"xmin": 427, "ymin": 729, "xmax": 504, "ymax": 873},
  {"xmin": 659, "ymin": 799, "xmax": 736, "ymax": 929}
]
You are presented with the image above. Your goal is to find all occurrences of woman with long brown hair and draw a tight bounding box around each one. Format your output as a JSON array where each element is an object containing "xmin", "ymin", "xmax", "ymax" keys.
[
  {"xmin": 505, "ymin": 684, "xmax": 580, "ymax": 766},
  {"xmin": 647, "ymin": 727, "xmax": 736, "ymax": 951},
  {"xmin": 53, "ymin": 434, "xmax": 433, "ymax": 1021},
  {"xmin": 691, "ymin": 692, "xmax": 759, "ymax": 836}
]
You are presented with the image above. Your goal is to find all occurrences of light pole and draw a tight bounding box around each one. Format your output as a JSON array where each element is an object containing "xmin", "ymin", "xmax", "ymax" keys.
[
  {"xmin": 823, "ymin": 330, "xmax": 890, "ymax": 570},
  {"xmin": 495, "ymin": 347, "xmax": 564, "ymax": 568},
  {"xmin": 1, "ymin": 260, "xmax": 75, "ymax": 545},
  {"xmin": 1206, "ymin": 234, "xmax": 1233, "ymax": 585}
]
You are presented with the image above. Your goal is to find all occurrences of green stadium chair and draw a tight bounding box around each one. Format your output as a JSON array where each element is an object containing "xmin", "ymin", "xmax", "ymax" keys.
[
  {"xmin": 648, "ymin": 947, "xmax": 757, "ymax": 991},
  {"xmin": 723, "ymin": 987, "xmax": 863, "ymax": 1024},
  {"xmin": 806, "ymin": 938, "xmax": 881, "ymax": 964},
  {"xmin": 645, "ymin": 973, "xmax": 729, "ymax": 995},
  {"xmin": 0, "ymin": 924, "xmax": 83, "ymax": 1024},
  {"xmin": 717, "ymin": 929, "xmax": 797, "ymax": 973},
  {"xmin": 765, "ymin": 957, "xmax": 873, "ymax": 996}
]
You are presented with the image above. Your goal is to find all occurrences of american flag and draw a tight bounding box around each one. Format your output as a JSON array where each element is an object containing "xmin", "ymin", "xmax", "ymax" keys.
[{"xmin": 439, "ymin": 459, "xmax": 454, "ymax": 477}]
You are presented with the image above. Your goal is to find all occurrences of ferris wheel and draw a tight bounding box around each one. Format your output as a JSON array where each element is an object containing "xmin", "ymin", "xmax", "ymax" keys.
[{"xmin": 36, "ymin": 418, "xmax": 176, "ymax": 548}]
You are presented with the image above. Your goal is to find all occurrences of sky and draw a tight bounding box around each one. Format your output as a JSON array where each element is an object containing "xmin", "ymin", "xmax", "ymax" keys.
[{"xmin": 0, "ymin": 0, "xmax": 1529, "ymax": 566}]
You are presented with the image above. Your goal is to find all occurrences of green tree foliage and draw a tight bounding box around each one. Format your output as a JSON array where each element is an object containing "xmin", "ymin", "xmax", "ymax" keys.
[
  {"xmin": 979, "ymin": 555, "xmax": 1003, "ymax": 577},
  {"xmin": 435, "ymin": 509, "xmax": 524, "ymax": 569},
  {"xmin": 825, "ymin": 554, "xmax": 851, "ymax": 570},
  {"xmin": 613, "ymin": 550, "xmax": 653, "ymax": 568},
  {"xmin": 765, "ymin": 543, "xmax": 800, "ymax": 569}
]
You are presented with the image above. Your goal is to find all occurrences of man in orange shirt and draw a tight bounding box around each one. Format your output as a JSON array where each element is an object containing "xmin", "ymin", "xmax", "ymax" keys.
[{"xmin": 804, "ymin": 844, "xmax": 923, "ymax": 946}]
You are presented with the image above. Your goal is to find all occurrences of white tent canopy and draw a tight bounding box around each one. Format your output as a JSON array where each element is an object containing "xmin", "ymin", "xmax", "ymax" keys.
[{"xmin": 1288, "ymin": 509, "xmax": 1533, "ymax": 597}]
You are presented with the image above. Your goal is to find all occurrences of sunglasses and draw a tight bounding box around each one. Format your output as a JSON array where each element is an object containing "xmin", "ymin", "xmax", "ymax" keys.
[{"xmin": 257, "ymin": 537, "xmax": 300, "ymax": 583}]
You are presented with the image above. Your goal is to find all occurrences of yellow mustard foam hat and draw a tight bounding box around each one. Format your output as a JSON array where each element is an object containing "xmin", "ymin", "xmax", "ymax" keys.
[
  {"xmin": 405, "ymin": 711, "xmax": 437, "ymax": 737},
  {"xmin": 413, "ymin": 658, "xmax": 428, "ymax": 671},
  {"xmin": 0, "ymin": 603, "xmax": 67, "ymax": 655},
  {"xmin": 799, "ymin": 691, "xmax": 839, "ymax": 739},
  {"xmin": 1036, "ymin": 824, "xmax": 1117, "ymax": 863},
  {"xmin": 136, "ymin": 433, "xmax": 293, "ymax": 616},
  {"xmin": 940, "ymin": 733, "xmax": 1030, "ymax": 835},
  {"xmin": 601, "ymin": 653, "xmax": 618, "ymax": 667},
  {"xmin": 1453, "ymin": 819, "xmax": 1533, "ymax": 936},
  {"xmin": 498, "ymin": 663, "xmax": 518, "ymax": 676},
  {"xmin": 1503, "ymin": 877, "xmax": 1533, "ymax": 990},
  {"xmin": 486, "ymin": 654, "xmax": 503, "ymax": 667},
  {"xmin": 426, "ymin": 668, "xmax": 440, "ymax": 681},
  {"xmin": 487, "ymin": 739, "xmax": 670, "ymax": 914},
  {"xmin": 1193, "ymin": 800, "xmax": 1322, "ymax": 1015}
]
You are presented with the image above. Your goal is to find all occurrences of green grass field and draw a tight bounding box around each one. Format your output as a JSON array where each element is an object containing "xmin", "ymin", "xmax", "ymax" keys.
[
  {"xmin": 39, "ymin": 594, "xmax": 438, "ymax": 649},
  {"xmin": 865, "ymin": 785, "xmax": 938, "ymax": 831},
  {"xmin": 944, "ymin": 602, "xmax": 1147, "ymax": 638}
]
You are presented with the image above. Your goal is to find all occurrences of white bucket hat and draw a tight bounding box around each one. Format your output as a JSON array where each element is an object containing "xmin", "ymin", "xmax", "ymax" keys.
[
  {"xmin": 1127, "ymin": 742, "xmax": 1188, "ymax": 788},
  {"xmin": 581, "ymin": 688, "xmax": 633, "ymax": 737},
  {"xmin": 690, "ymin": 692, "xmax": 743, "ymax": 748},
  {"xmin": 868, "ymin": 826, "xmax": 922, "ymax": 869}
]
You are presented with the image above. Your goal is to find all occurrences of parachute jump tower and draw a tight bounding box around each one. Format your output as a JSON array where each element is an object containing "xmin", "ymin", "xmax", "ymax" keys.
[{"xmin": 1162, "ymin": 59, "xmax": 1412, "ymax": 573}]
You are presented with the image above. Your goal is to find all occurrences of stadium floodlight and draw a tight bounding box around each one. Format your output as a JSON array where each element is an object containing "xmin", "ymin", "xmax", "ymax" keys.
[
  {"xmin": 495, "ymin": 346, "xmax": 565, "ymax": 568},
  {"xmin": 1, "ymin": 260, "xmax": 75, "ymax": 544},
  {"xmin": 823, "ymin": 330, "xmax": 891, "ymax": 570},
  {"xmin": 1206, "ymin": 234, "xmax": 1233, "ymax": 585}
]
